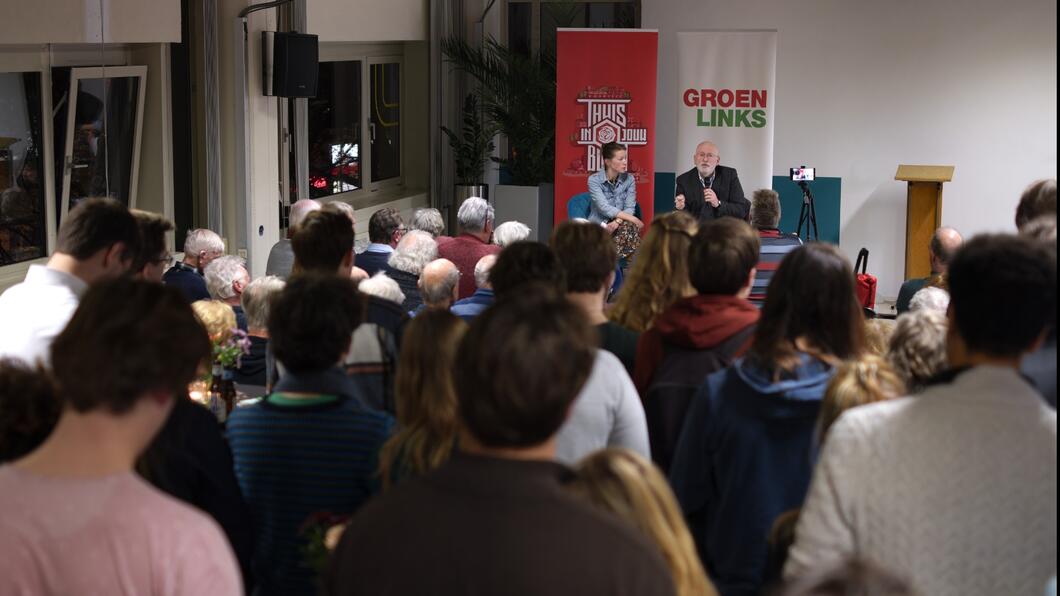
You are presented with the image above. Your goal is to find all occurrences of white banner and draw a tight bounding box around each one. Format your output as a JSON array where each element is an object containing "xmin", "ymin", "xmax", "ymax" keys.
[{"xmin": 675, "ymin": 31, "xmax": 777, "ymax": 194}]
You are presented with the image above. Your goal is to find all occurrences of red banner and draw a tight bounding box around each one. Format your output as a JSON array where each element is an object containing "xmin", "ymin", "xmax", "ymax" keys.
[{"xmin": 554, "ymin": 29, "xmax": 658, "ymax": 225}]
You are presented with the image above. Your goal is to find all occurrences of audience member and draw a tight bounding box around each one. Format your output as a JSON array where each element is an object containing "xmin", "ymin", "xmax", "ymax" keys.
[
  {"xmin": 450, "ymin": 253, "xmax": 496, "ymax": 321},
  {"xmin": 377, "ymin": 310, "xmax": 467, "ymax": 489},
  {"xmin": 570, "ymin": 449, "xmax": 719, "ymax": 596},
  {"xmin": 490, "ymin": 240, "xmax": 567, "ymax": 299},
  {"xmin": 1020, "ymin": 213, "xmax": 1057, "ymax": 407},
  {"xmin": 907, "ymin": 285, "xmax": 949, "ymax": 313},
  {"xmin": 325, "ymin": 287, "xmax": 676, "ymax": 596},
  {"xmin": 609, "ymin": 211, "xmax": 699, "ymax": 333},
  {"xmin": 748, "ymin": 188, "xmax": 801, "ymax": 307},
  {"xmin": 670, "ymin": 243, "xmax": 865, "ymax": 596},
  {"xmin": 291, "ymin": 210, "xmax": 355, "ymax": 277},
  {"xmin": 409, "ymin": 207, "xmax": 445, "ymax": 238},
  {"xmin": 357, "ymin": 272, "xmax": 405, "ymax": 306},
  {"xmin": 322, "ymin": 201, "xmax": 370, "ymax": 280},
  {"xmin": 1015, "ymin": 179, "xmax": 1057, "ymax": 232},
  {"xmin": 227, "ymin": 274, "xmax": 393, "ymax": 596},
  {"xmin": 191, "ymin": 299, "xmax": 237, "ymax": 344},
  {"xmin": 417, "ymin": 258, "xmax": 460, "ymax": 313},
  {"xmin": 436, "ymin": 197, "xmax": 501, "ymax": 299},
  {"xmin": 0, "ymin": 198, "xmax": 139, "ymax": 365},
  {"xmin": 358, "ymin": 208, "xmax": 406, "ymax": 277},
  {"xmin": 551, "ymin": 221, "xmax": 640, "ymax": 375},
  {"xmin": 385, "ymin": 229, "xmax": 437, "ymax": 312},
  {"xmin": 0, "ymin": 359, "xmax": 59, "ymax": 463},
  {"xmin": 634, "ymin": 218, "xmax": 761, "ymax": 471},
  {"xmin": 779, "ymin": 559, "xmax": 914, "ymax": 596},
  {"xmin": 863, "ymin": 318, "xmax": 896, "ymax": 356},
  {"xmin": 0, "ymin": 279, "xmax": 241, "ymax": 595},
  {"xmin": 130, "ymin": 209, "xmax": 174, "ymax": 282},
  {"xmin": 205, "ymin": 255, "xmax": 250, "ymax": 331},
  {"xmin": 234, "ymin": 276, "xmax": 284, "ymax": 386},
  {"xmin": 886, "ymin": 309, "xmax": 948, "ymax": 393},
  {"xmin": 493, "ymin": 220, "xmax": 532, "ymax": 247},
  {"xmin": 785, "ymin": 234, "xmax": 1057, "ymax": 596},
  {"xmin": 266, "ymin": 199, "xmax": 321, "ymax": 279},
  {"xmin": 164, "ymin": 228, "xmax": 225, "ymax": 302},
  {"xmin": 896, "ymin": 227, "xmax": 962, "ymax": 314},
  {"xmin": 1022, "ymin": 215, "xmax": 1058, "ymax": 242}
]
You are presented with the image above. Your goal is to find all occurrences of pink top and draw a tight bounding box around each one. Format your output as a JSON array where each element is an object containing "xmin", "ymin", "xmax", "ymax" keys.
[
  {"xmin": 437, "ymin": 233, "xmax": 502, "ymax": 299},
  {"xmin": 0, "ymin": 466, "xmax": 242, "ymax": 596}
]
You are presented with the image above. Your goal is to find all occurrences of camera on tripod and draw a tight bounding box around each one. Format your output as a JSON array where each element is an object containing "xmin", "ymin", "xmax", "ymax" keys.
[
  {"xmin": 790, "ymin": 166, "xmax": 818, "ymax": 241},
  {"xmin": 790, "ymin": 166, "xmax": 815, "ymax": 182}
]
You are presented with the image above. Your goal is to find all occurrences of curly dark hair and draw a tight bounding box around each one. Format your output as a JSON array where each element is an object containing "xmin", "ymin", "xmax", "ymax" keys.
[{"xmin": 0, "ymin": 359, "xmax": 60, "ymax": 463}]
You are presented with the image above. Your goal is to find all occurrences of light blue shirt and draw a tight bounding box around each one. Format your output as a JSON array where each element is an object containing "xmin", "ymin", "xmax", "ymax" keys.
[{"xmin": 587, "ymin": 170, "xmax": 637, "ymax": 224}]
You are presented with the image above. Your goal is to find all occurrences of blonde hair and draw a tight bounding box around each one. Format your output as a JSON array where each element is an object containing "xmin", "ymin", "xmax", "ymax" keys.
[
  {"xmin": 191, "ymin": 300, "xmax": 237, "ymax": 345},
  {"xmin": 863, "ymin": 319, "xmax": 896, "ymax": 356},
  {"xmin": 608, "ymin": 212, "xmax": 699, "ymax": 332},
  {"xmin": 378, "ymin": 310, "xmax": 467, "ymax": 489},
  {"xmin": 570, "ymin": 449, "xmax": 718, "ymax": 596},
  {"xmin": 818, "ymin": 355, "xmax": 905, "ymax": 444}
]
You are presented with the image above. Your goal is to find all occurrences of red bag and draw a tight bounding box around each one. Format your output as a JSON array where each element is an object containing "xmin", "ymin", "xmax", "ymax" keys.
[{"xmin": 854, "ymin": 248, "xmax": 877, "ymax": 309}]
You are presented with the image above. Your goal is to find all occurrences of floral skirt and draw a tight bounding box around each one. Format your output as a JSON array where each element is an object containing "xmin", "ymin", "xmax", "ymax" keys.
[{"xmin": 611, "ymin": 220, "xmax": 641, "ymax": 260}]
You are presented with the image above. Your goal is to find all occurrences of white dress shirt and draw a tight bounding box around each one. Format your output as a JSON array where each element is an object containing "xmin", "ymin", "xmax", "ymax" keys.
[{"xmin": 0, "ymin": 265, "xmax": 88, "ymax": 366}]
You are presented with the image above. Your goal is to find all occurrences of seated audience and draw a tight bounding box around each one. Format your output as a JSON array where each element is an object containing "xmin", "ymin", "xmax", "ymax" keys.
[
  {"xmin": 325, "ymin": 287, "xmax": 676, "ymax": 596},
  {"xmin": 785, "ymin": 234, "xmax": 1057, "ymax": 596},
  {"xmin": 130, "ymin": 209, "xmax": 174, "ymax": 282},
  {"xmin": 747, "ymin": 189, "xmax": 801, "ymax": 307},
  {"xmin": 417, "ymin": 258, "xmax": 460, "ymax": 313},
  {"xmin": 377, "ymin": 310, "xmax": 467, "ymax": 489},
  {"xmin": 357, "ymin": 207, "xmax": 406, "ymax": 277},
  {"xmin": 907, "ymin": 285, "xmax": 949, "ymax": 313},
  {"xmin": 450, "ymin": 254, "xmax": 496, "ymax": 321},
  {"xmin": 164, "ymin": 228, "xmax": 225, "ymax": 302},
  {"xmin": 227, "ymin": 274, "xmax": 393, "ymax": 596},
  {"xmin": 634, "ymin": 218, "xmax": 761, "ymax": 472},
  {"xmin": 670, "ymin": 243, "xmax": 865, "ymax": 596},
  {"xmin": 493, "ymin": 220, "xmax": 532, "ymax": 247},
  {"xmin": 490, "ymin": 242, "xmax": 650, "ymax": 464},
  {"xmin": 551, "ymin": 221, "xmax": 640, "ymax": 376},
  {"xmin": 265, "ymin": 199, "xmax": 320, "ymax": 279},
  {"xmin": 0, "ymin": 279, "xmax": 241, "ymax": 594},
  {"xmin": 192, "ymin": 299, "xmax": 237, "ymax": 345},
  {"xmin": 1015, "ymin": 178, "xmax": 1057, "ymax": 232},
  {"xmin": 409, "ymin": 207, "xmax": 445, "ymax": 238},
  {"xmin": 570, "ymin": 449, "xmax": 719, "ymax": 596},
  {"xmin": 357, "ymin": 272, "xmax": 405, "ymax": 306},
  {"xmin": 436, "ymin": 197, "xmax": 501, "ymax": 299},
  {"xmin": 896, "ymin": 227, "xmax": 962, "ymax": 314},
  {"xmin": 385, "ymin": 229, "xmax": 437, "ymax": 312},
  {"xmin": 886, "ymin": 309, "xmax": 948, "ymax": 393},
  {"xmin": 0, "ymin": 198, "xmax": 139, "ymax": 365},
  {"xmin": 234, "ymin": 276, "xmax": 284, "ymax": 386},
  {"xmin": 863, "ymin": 318, "xmax": 895, "ymax": 356},
  {"xmin": 1019, "ymin": 212, "xmax": 1057, "ymax": 408},
  {"xmin": 322, "ymin": 201, "xmax": 369, "ymax": 281},
  {"xmin": 609, "ymin": 211, "xmax": 699, "ymax": 333},
  {"xmin": 205, "ymin": 255, "xmax": 250, "ymax": 332},
  {"xmin": 0, "ymin": 359, "xmax": 59, "ymax": 463}
]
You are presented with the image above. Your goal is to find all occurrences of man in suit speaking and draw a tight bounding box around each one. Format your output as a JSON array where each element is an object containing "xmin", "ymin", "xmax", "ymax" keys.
[{"xmin": 674, "ymin": 141, "xmax": 750, "ymax": 222}]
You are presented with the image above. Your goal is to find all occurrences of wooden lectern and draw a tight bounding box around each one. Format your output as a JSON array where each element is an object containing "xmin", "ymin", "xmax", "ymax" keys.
[{"xmin": 895, "ymin": 165, "xmax": 954, "ymax": 280}]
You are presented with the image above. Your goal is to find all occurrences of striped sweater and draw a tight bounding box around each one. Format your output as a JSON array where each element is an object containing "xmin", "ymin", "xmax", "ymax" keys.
[{"xmin": 750, "ymin": 229, "xmax": 802, "ymax": 307}]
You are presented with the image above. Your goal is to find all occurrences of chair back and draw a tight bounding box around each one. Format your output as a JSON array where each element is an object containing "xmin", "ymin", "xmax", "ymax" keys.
[{"xmin": 567, "ymin": 192, "xmax": 592, "ymax": 220}]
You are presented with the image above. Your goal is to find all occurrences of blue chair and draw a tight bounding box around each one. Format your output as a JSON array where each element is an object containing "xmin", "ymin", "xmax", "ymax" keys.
[{"xmin": 567, "ymin": 192, "xmax": 643, "ymax": 221}]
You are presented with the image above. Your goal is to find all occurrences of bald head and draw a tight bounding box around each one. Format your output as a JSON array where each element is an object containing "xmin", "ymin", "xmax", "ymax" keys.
[
  {"xmin": 419, "ymin": 258, "xmax": 460, "ymax": 308},
  {"xmin": 694, "ymin": 141, "xmax": 721, "ymax": 177},
  {"xmin": 289, "ymin": 199, "xmax": 322, "ymax": 234},
  {"xmin": 929, "ymin": 227, "xmax": 963, "ymax": 274}
]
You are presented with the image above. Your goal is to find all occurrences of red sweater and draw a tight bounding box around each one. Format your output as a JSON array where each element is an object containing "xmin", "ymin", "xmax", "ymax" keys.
[{"xmin": 436, "ymin": 234, "xmax": 502, "ymax": 299}]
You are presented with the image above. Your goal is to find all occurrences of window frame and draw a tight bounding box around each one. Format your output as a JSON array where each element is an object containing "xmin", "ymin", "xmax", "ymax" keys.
[{"xmin": 505, "ymin": 0, "xmax": 641, "ymax": 56}]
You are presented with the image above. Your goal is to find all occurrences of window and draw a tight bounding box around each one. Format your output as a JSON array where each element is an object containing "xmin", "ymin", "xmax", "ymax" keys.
[
  {"xmin": 0, "ymin": 72, "xmax": 47, "ymax": 266},
  {"xmin": 507, "ymin": 0, "xmax": 640, "ymax": 58}
]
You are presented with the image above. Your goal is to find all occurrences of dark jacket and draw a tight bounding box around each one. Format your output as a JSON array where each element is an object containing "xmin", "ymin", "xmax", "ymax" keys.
[
  {"xmin": 384, "ymin": 266, "xmax": 423, "ymax": 313},
  {"xmin": 451, "ymin": 288, "xmax": 495, "ymax": 321},
  {"xmin": 675, "ymin": 165, "xmax": 749, "ymax": 222},
  {"xmin": 232, "ymin": 335, "xmax": 268, "ymax": 387},
  {"xmin": 356, "ymin": 249, "xmax": 392, "ymax": 278},
  {"xmin": 325, "ymin": 453, "xmax": 676, "ymax": 596},
  {"xmin": 162, "ymin": 262, "xmax": 211, "ymax": 303},
  {"xmin": 669, "ymin": 354, "xmax": 834, "ymax": 596}
]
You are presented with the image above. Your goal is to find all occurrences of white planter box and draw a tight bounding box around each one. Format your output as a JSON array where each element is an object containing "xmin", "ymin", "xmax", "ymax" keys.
[{"xmin": 493, "ymin": 183, "xmax": 554, "ymax": 242}]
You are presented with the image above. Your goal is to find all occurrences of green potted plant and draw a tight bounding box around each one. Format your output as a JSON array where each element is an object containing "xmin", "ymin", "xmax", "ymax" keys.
[{"xmin": 441, "ymin": 93, "xmax": 496, "ymax": 216}]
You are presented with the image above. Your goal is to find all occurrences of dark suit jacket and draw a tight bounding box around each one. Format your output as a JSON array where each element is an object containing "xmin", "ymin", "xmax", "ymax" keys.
[
  {"xmin": 356, "ymin": 249, "xmax": 392, "ymax": 278},
  {"xmin": 675, "ymin": 165, "xmax": 750, "ymax": 222}
]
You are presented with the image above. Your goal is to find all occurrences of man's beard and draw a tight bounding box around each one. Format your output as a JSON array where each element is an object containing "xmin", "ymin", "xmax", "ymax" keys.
[{"xmin": 696, "ymin": 164, "xmax": 716, "ymax": 178}]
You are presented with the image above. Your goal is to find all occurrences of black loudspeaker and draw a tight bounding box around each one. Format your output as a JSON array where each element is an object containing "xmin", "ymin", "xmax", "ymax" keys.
[{"xmin": 262, "ymin": 31, "xmax": 318, "ymax": 97}]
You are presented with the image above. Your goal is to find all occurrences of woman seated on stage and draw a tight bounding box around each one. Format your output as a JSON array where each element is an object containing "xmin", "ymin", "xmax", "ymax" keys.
[{"xmin": 587, "ymin": 142, "xmax": 644, "ymax": 260}]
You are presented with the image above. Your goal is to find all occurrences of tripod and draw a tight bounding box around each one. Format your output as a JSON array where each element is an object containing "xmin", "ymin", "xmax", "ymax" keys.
[{"xmin": 796, "ymin": 181, "xmax": 819, "ymax": 241}]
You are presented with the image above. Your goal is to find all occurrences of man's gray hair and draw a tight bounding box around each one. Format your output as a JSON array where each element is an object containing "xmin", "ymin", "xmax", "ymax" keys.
[
  {"xmin": 358, "ymin": 272, "xmax": 406, "ymax": 306},
  {"xmin": 492, "ymin": 221, "xmax": 531, "ymax": 247},
  {"xmin": 457, "ymin": 197, "xmax": 494, "ymax": 233},
  {"xmin": 750, "ymin": 189, "xmax": 781, "ymax": 229},
  {"xmin": 322, "ymin": 201, "xmax": 355, "ymax": 226},
  {"xmin": 387, "ymin": 230, "xmax": 438, "ymax": 275},
  {"xmin": 205, "ymin": 255, "xmax": 248, "ymax": 300},
  {"xmin": 410, "ymin": 208, "xmax": 445, "ymax": 237},
  {"xmin": 183, "ymin": 228, "xmax": 225, "ymax": 257},
  {"xmin": 908, "ymin": 286, "xmax": 950, "ymax": 314},
  {"xmin": 241, "ymin": 275, "xmax": 285, "ymax": 330},
  {"xmin": 290, "ymin": 199, "xmax": 323, "ymax": 229},
  {"xmin": 420, "ymin": 259, "xmax": 460, "ymax": 305},
  {"xmin": 474, "ymin": 254, "xmax": 498, "ymax": 289},
  {"xmin": 888, "ymin": 309, "xmax": 948, "ymax": 392}
]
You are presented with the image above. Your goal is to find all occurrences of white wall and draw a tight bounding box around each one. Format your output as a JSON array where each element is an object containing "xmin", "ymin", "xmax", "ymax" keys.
[
  {"xmin": 644, "ymin": 0, "xmax": 1057, "ymax": 300},
  {"xmin": 307, "ymin": 0, "xmax": 428, "ymax": 42},
  {"xmin": 0, "ymin": 0, "xmax": 180, "ymax": 44}
]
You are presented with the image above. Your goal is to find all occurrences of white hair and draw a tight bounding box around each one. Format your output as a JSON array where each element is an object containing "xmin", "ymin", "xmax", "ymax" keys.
[
  {"xmin": 410, "ymin": 208, "xmax": 445, "ymax": 237},
  {"xmin": 204, "ymin": 255, "xmax": 248, "ymax": 300},
  {"xmin": 492, "ymin": 221, "xmax": 531, "ymax": 247},
  {"xmin": 289, "ymin": 199, "xmax": 322, "ymax": 229},
  {"xmin": 387, "ymin": 230, "xmax": 437, "ymax": 275},
  {"xmin": 183, "ymin": 228, "xmax": 225, "ymax": 257},
  {"xmin": 241, "ymin": 276, "xmax": 285, "ymax": 330},
  {"xmin": 420, "ymin": 259, "xmax": 460, "ymax": 306},
  {"xmin": 474, "ymin": 254, "xmax": 497, "ymax": 289},
  {"xmin": 909, "ymin": 286, "xmax": 950, "ymax": 314},
  {"xmin": 358, "ymin": 272, "xmax": 406, "ymax": 306},
  {"xmin": 457, "ymin": 197, "xmax": 494, "ymax": 233},
  {"xmin": 888, "ymin": 309, "xmax": 949, "ymax": 392}
]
